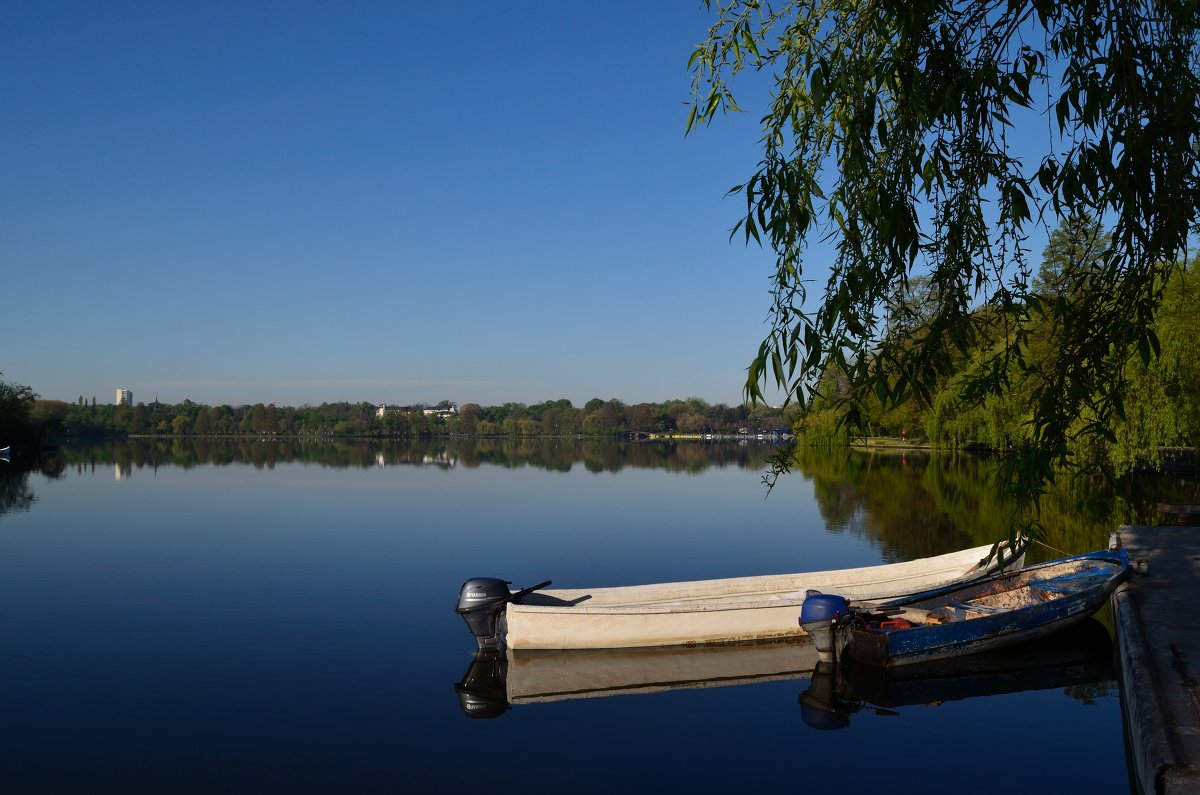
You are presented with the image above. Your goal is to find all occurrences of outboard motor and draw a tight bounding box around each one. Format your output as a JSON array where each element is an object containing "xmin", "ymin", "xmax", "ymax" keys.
[
  {"xmin": 799, "ymin": 590, "xmax": 851, "ymax": 663},
  {"xmin": 456, "ymin": 578, "xmax": 513, "ymax": 651},
  {"xmin": 455, "ymin": 578, "xmax": 551, "ymax": 650}
]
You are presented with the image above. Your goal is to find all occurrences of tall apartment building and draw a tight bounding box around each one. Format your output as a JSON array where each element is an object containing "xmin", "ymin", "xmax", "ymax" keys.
[{"xmin": 116, "ymin": 388, "xmax": 133, "ymax": 406}]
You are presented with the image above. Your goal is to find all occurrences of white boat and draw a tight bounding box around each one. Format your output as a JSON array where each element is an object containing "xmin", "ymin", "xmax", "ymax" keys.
[{"xmin": 456, "ymin": 539, "xmax": 1024, "ymax": 650}]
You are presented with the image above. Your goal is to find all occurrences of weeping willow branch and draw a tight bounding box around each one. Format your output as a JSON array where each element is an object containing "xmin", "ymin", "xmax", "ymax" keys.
[{"xmin": 689, "ymin": 0, "xmax": 1200, "ymax": 537}]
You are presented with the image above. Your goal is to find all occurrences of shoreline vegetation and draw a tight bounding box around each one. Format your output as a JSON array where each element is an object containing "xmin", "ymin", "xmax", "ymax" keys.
[
  {"xmin": 0, "ymin": 389, "xmax": 1196, "ymax": 476},
  {"xmin": 19, "ymin": 397, "xmax": 794, "ymax": 443}
]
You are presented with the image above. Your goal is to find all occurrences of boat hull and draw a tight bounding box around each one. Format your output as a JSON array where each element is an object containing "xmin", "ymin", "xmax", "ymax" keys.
[
  {"xmin": 834, "ymin": 550, "xmax": 1128, "ymax": 667},
  {"xmin": 503, "ymin": 541, "xmax": 1024, "ymax": 649}
]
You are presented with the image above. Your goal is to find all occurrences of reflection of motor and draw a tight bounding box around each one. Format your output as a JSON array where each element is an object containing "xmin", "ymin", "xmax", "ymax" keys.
[
  {"xmin": 798, "ymin": 661, "xmax": 901, "ymax": 730},
  {"xmin": 454, "ymin": 578, "xmax": 551, "ymax": 650},
  {"xmin": 798, "ymin": 662, "xmax": 852, "ymax": 730},
  {"xmin": 454, "ymin": 650, "xmax": 510, "ymax": 719}
]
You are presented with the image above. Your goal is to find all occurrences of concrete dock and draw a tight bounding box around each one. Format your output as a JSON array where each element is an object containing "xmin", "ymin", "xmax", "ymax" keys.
[{"xmin": 1113, "ymin": 525, "xmax": 1200, "ymax": 794}]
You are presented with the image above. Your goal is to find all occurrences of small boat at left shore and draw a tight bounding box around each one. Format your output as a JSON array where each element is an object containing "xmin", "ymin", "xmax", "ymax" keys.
[
  {"xmin": 800, "ymin": 549, "xmax": 1129, "ymax": 668},
  {"xmin": 455, "ymin": 539, "xmax": 1025, "ymax": 650}
]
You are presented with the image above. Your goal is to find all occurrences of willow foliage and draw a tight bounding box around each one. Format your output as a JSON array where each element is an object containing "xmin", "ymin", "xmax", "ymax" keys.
[{"xmin": 689, "ymin": 0, "xmax": 1200, "ymax": 519}]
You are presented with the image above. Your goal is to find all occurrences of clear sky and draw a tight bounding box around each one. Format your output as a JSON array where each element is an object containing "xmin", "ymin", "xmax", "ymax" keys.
[
  {"xmin": 4, "ymin": 2, "xmax": 1069, "ymax": 411},
  {"xmin": 2, "ymin": 1, "xmax": 794, "ymax": 409}
]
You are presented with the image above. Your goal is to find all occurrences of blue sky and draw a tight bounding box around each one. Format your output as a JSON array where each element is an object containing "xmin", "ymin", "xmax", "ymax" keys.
[
  {"xmin": 4, "ymin": 2, "xmax": 1065, "ymax": 410},
  {"xmin": 2, "ymin": 1, "xmax": 789, "ymax": 408}
]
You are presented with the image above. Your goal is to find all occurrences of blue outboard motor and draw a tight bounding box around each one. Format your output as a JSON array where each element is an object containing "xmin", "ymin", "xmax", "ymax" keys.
[{"xmin": 799, "ymin": 590, "xmax": 851, "ymax": 662}]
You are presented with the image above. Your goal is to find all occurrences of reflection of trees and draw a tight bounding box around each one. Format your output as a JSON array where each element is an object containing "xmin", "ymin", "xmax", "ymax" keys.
[
  {"xmin": 0, "ymin": 468, "xmax": 37, "ymax": 518},
  {"xmin": 794, "ymin": 449, "xmax": 982, "ymax": 563},
  {"xmin": 0, "ymin": 450, "xmax": 66, "ymax": 522},
  {"xmin": 51, "ymin": 440, "xmax": 1193, "ymax": 565},
  {"xmin": 57, "ymin": 438, "xmax": 784, "ymax": 476},
  {"xmin": 792, "ymin": 448, "xmax": 1193, "ymax": 564}
]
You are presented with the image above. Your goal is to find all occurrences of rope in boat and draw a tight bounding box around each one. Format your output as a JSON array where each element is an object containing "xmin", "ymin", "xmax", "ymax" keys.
[{"xmin": 1031, "ymin": 537, "xmax": 1073, "ymax": 558}]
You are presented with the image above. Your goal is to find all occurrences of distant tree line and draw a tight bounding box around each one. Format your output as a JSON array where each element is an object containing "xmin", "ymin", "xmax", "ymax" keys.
[{"xmin": 16, "ymin": 393, "xmax": 792, "ymax": 441}]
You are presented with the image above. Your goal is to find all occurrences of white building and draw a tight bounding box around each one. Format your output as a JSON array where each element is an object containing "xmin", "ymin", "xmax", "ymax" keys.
[{"xmin": 116, "ymin": 388, "xmax": 133, "ymax": 406}]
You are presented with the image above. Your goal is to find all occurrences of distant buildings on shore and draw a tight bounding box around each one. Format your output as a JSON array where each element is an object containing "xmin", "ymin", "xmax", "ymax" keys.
[
  {"xmin": 376, "ymin": 403, "xmax": 458, "ymax": 419},
  {"xmin": 109, "ymin": 388, "xmax": 457, "ymax": 419}
]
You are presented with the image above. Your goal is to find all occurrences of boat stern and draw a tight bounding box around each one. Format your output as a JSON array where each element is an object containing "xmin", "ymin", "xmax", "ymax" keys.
[
  {"xmin": 799, "ymin": 592, "xmax": 852, "ymax": 663},
  {"xmin": 455, "ymin": 578, "xmax": 514, "ymax": 651},
  {"xmin": 455, "ymin": 577, "xmax": 552, "ymax": 650}
]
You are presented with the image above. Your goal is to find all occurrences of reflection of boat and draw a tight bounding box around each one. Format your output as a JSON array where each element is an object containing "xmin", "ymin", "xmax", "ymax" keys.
[
  {"xmin": 454, "ymin": 618, "xmax": 1116, "ymax": 721},
  {"xmin": 800, "ymin": 549, "xmax": 1128, "ymax": 667},
  {"xmin": 799, "ymin": 618, "xmax": 1116, "ymax": 729},
  {"xmin": 796, "ymin": 619, "xmax": 1113, "ymax": 730},
  {"xmin": 454, "ymin": 638, "xmax": 820, "ymax": 718},
  {"xmin": 455, "ymin": 539, "xmax": 1025, "ymax": 650},
  {"xmin": 507, "ymin": 639, "xmax": 819, "ymax": 703}
]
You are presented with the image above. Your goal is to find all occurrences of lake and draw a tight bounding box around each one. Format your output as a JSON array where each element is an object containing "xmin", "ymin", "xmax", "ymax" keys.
[{"xmin": 1, "ymin": 438, "xmax": 1179, "ymax": 792}]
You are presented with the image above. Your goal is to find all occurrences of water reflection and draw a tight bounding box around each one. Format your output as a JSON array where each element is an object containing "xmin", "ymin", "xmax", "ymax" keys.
[
  {"xmin": 456, "ymin": 639, "xmax": 820, "ymax": 716},
  {"xmin": 57, "ymin": 437, "xmax": 786, "ymax": 474},
  {"xmin": 0, "ymin": 449, "xmax": 65, "ymax": 523},
  {"xmin": 32, "ymin": 439, "xmax": 1198, "ymax": 564},
  {"xmin": 798, "ymin": 619, "xmax": 1115, "ymax": 730},
  {"xmin": 792, "ymin": 446, "xmax": 1196, "ymax": 560},
  {"xmin": 453, "ymin": 619, "xmax": 1114, "ymax": 724}
]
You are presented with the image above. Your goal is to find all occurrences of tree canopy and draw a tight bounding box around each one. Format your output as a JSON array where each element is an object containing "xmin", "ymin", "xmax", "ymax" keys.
[
  {"xmin": 689, "ymin": 0, "xmax": 1200, "ymax": 522},
  {"xmin": 0, "ymin": 374, "xmax": 37, "ymax": 444}
]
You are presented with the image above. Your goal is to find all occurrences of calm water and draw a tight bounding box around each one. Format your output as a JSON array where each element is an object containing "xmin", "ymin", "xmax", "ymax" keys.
[{"xmin": 1, "ymin": 439, "xmax": 1178, "ymax": 792}]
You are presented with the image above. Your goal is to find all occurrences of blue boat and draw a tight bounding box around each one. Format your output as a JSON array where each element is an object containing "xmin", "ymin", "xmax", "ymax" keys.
[{"xmin": 800, "ymin": 549, "xmax": 1129, "ymax": 667}]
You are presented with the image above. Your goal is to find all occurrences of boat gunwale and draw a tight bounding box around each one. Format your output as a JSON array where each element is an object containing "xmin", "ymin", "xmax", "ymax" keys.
[
  {"xmin": 875, "ymin": 549, "xmax": 1126, "ymax": 611},
  {"xmin": 511, "ymin": 541, "xmax": 1023, "ymax": 615},
  {"xmin": 845, "ymin": 549, "xmax": 1129, "ymax": 666}
]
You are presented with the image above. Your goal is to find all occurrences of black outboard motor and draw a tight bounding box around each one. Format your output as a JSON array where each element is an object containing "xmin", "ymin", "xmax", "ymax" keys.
[
  {"xmin": 455, "ymin": 578, "xmax": 551, "ymax": 650},
  {"xmin": 456, "ymin": 578, "xmax": 513, "ymax": 650}
]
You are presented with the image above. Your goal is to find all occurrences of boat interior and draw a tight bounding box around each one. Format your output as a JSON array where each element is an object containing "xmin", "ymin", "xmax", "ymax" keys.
[{"xmin": 860, "ymin": 555, "xmax": 1125, "ymax": 626}]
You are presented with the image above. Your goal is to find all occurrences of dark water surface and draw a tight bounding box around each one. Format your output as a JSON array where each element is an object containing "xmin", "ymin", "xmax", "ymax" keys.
[{"xmin": 0, "ymin": 439, "xmax": 1181, "ymax": 792}]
